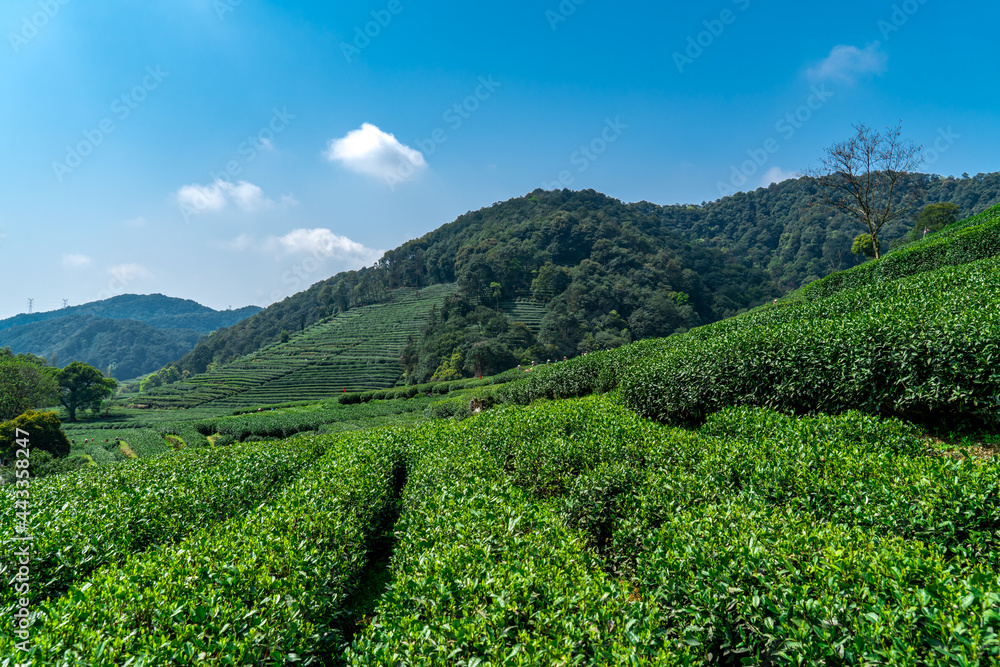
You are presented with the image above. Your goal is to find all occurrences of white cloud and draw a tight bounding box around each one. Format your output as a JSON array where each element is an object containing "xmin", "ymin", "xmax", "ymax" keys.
[
  {"xmin": 174, "ymin": 179, "xmax": 273, "ymax": 214},
  {"xmin": 226, "ymin": 181, "xmax": 270, "ymax": 211},
  {"xmin": 272, "ymin": 228, "xmax": 382, "ymax": 263},
  {"xmin": 222, "ymin": 234, "xmax": 254, "ymax": 252},
  {"xmin": 281, "ymin": 193, "xmax": 300, "ymax": 207},
  {"xmin": 108, "ymin": 263, "xmax": 152, "ymax": 282},
  {"xmin": 761, "ymin": 166, "xmax": 799, "ymax": 187},
  {"xmin": 62, "ymin": 253, "xmax": 93, "ymax": 270},
  {"xmin": 808, "ymin": 43, "xmax": 888, "ymax": 84},
  {"xmin": 324, "ymin": 123, "xmax": 427, "ymax": 185},
  {"xmin": 124, "ymin": 216, "xmax": 147, "ymax": 228},
  {"xmin": 176, "ymin": 181, "xmax": 228, "ymax": 212},
  {"xmin": 224, "ymin": 228, "xmax": 382, "ymax": 265}
]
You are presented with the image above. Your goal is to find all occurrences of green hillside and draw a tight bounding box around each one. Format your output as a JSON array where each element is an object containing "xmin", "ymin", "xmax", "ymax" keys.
[
  {"xmin": 3, "ymin": 204, "xmax": 999, "ymax": 665},
  {"xmin": 0, "ymin": 294, "xmax": 260, "ymax": 379},
  {"xmin": 0, "ymin": 294, "xmax": 259, "ymax": 332},
  {"xmin": 171, "ymin": 177, "xmax": 1000, "ymax": 383},
  {"xmin": 134, "ymin": 284, "xmax": 457, "ymax": 409}
]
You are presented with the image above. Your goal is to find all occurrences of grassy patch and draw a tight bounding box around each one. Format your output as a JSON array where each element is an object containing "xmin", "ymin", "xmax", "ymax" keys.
[{"xmin": 164, "ymin": 434, "xmax": 185, "ymax": 450}]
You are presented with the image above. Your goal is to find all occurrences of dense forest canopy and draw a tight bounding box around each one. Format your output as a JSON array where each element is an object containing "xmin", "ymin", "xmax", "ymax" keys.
[{"xmin": 173, "ymin": 173, "xmax": 1000, "ymax": 382}]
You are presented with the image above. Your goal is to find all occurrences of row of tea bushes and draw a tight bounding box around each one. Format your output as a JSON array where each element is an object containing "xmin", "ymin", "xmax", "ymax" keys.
[
  {"xmin": 195, "ymin": 396, "xmax": 433, "ymax": 442},
  {"xmin": 347, "ymin": 419, "xmax": 688, "ymax": 666},
  {"xmin": 633, "ymin": 500, "xmax": 1000, "ymax": 664},
  {"xmin": 799, "ymin": 202, "xmax": 1000, "ymax": 302},
  {"xmin": 0, "ymin": 435, "xmax": 329, "ymax": 616},
  {"xmin": 622, "ymin": 257, "xmax": 1000, "ymax": 430},
  {"xmin": 3, "ymin": 430, "xmax": 408, "ymax": 665},
  {"xmin": 396, "ymin": 396, "xmax": 1000, "ymax": 663}
]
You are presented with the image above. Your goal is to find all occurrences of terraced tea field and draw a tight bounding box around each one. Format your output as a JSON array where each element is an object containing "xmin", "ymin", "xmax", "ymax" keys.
[
  {"xmin": 135, "ymin": 284, "xmax": 457, "ymax": 409},
  {"xmin": 499, "ymin": 297, "xmax": 547, "ymax": 333}
]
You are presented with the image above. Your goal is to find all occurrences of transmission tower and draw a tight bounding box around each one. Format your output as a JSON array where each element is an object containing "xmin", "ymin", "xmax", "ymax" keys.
[
  {"xmin": 27, "ymin": 298, "xmax": 33, "ymax": 314},
  {"xmin": 63, "ymin": 298, "xmax": 69, "ymax": 308}
]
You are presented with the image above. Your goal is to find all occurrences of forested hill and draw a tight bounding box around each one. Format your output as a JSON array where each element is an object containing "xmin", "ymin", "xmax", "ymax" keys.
[
  {"xmin": 0, "ymin": 293, "xmax": 260, "ymax": 332},
  {"xmin": 646, "ymin": 172, "xmax": 1000, "ymax": 290},
  {"xmin": 172, "ymin": 173, "xmax": 1000, "ymax": 381},
  {"xmin": 0, "ymin": 294, "xmax": 261, "ymax": 380}
]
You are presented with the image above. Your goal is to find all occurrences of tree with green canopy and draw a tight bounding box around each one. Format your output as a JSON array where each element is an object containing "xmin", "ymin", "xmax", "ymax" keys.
[
  {"xmin": 851, "ymin": 233, "xmax": 879, "ymax": 259},
  {"xmin": 913, "ymin": 202, "xmax": 960, "ymax": 240},
  {"xmin": 56, "ymin": 361, "xmax": 117, "ymax": 422},
  {"xmin": 0, "ymin": 354, "xmax": 59, "ymax": 421}
]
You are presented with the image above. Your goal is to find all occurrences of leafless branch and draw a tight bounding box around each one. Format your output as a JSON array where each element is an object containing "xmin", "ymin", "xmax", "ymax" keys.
[{"xmin": 808, "ymin": 122, "xmax": 923, "ymax": 259}]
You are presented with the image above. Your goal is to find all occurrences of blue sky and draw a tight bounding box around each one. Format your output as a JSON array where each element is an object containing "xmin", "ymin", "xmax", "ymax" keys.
[{"xmin": 1, "ymin": 0, "xmax": 998, "ymax": 319}]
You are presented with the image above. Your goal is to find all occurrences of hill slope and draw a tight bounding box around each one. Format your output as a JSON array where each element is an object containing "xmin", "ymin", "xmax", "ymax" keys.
[
  {"xmin": 171, "ymin": 175, "xmax": 1000, "ymax": 382},
  {"xmin": 6, "ymin": 201, "xmax": 1000, "ymax": 665},
  {"xmin": 0, "ymin": 293, "xmax": 259, "ymax": 331},
  {"xmin": 480, "ymin": 201, "xmax": 1000, "ymax": 433},
  {"xmin": 0, "ymin": 294, "xmax": 260, "ymax": 379},
  {"xmin": 136, "ymin": 284, "xmax": 457, "ymax": 409}
]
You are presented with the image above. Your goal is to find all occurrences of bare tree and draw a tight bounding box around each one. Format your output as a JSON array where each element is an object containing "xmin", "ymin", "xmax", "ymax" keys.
[
  {"xmin": 826, "ymin": 246, "xmax": 848, "ymax": 274},
  {"xmin": 812, "ymin": 123, "xmax": 923, "ymax": 259}
]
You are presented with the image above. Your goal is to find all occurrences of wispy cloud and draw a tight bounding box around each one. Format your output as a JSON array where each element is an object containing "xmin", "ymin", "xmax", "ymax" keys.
[
  {"xmin": 761, "ymin": 166, "xmax": 799, "ymax": 187},
  {"xmin": 62, "ymin": 253, "xmax": 93, "ymax": 270},
  {"xmin": 808, "ymin": 43, "xmax": 888, "ymax": 84},
  {"xmin": 225, "ymin": 228, "xmax": 382, "ymax": 265},
  {"xmin": 272, "ymin": 228, "xmax": 382, "ymax": 262},
  {"xmin": 222, "ymin": 234, "xmax": 255, "ymax": 252},
  {"xmin": 324, "ymin": 123, "xmax": 426, "ymax": 183},
  {"xmin": 174, "ymin": 179, "xmax": 273, "ymax": 213},
  {"xmin": 108, "ymin": 263, "xmax": 152, "ymax": 282}
]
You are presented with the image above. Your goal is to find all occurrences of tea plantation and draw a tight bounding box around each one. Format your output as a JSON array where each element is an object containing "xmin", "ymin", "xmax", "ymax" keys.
[
  {"xmin": 4, "ymin": 206, "xmax": 1000, "ymax": 664},
  {"xmin": 134, "ymin": 284, "xmax": 457, "ymax": 410}
]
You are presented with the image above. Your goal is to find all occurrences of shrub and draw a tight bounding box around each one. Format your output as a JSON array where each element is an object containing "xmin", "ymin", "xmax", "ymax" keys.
[
  {"xmin": 622, "ymin": 257, "xmax": 1000, "ymax": 430},
  {"xmin": 0, "ymin": 409, "xmax": 71, "ymax": 460}
]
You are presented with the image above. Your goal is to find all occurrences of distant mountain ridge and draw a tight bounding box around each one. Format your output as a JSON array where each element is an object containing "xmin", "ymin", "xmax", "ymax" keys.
[
  {"xmin": 0, "ymin": 294, "xmax": 261, "ymax": 380},
  {"xmin": 0, "ymin": 293, "xmax": 258, "ymax": 332}
]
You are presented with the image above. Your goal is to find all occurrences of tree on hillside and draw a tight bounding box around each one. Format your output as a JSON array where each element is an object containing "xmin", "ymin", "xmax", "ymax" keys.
[
  {"xmin": 0, "ymin": 354, "xmax": 59, "ymax": 421},
  {"xmin": 851, "ymin": 233, "xmax": 878, "ymax": 259},
  {"xmin": 0, "ymin": 410, "xmax": 71, "ymax": 460},
  {"xmin": 56, "ymin": 361, "xmax": 117, "ymax": 421},
  {"xmin": 812, "ymin": 123, "xmax": 923, "ymax": 259},
  {"xmin": 913, "ymin": 202, "xmax": 960, "ymax": 239}
]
